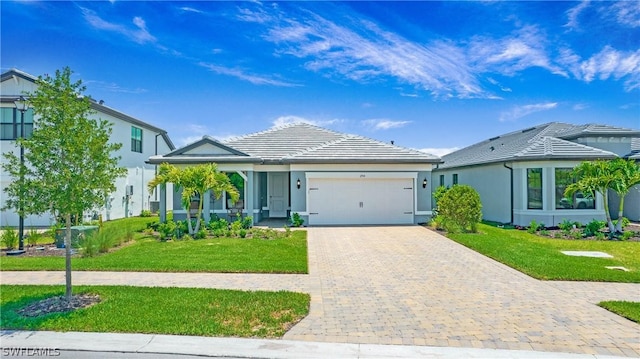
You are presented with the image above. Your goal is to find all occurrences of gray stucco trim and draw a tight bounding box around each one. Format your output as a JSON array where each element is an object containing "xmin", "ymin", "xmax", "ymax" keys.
[{"xmin": 165, "ymin": 136, "xmax": 250, "ymax": 157}]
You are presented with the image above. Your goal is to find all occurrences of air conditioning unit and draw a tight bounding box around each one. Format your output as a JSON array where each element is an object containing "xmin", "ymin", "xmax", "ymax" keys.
[{"xmin": 126, "ymin": 185, "xmax": 134, "ymax": 196}]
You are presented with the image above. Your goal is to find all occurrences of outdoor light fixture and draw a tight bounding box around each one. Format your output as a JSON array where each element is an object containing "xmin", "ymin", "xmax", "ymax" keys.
[
  {"xmin": 296, "ymin": 178, "xmax": 301, "ymax": 189},
  {"xmin": 13, "ymin": 96, "xmax": 29, "ymax": 251},
  {"xmin": 422, "ymin": 178, "xmax": 428, "ymax": 188}
]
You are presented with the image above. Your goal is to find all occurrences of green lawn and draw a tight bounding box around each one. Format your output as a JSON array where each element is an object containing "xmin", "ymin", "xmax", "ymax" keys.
[
  {"xmin": 0, "ymin": 285, "xmax": 310, "ymax": 337},
  {"xmin": 599, "ymin": 301, "xmax": 640, "ymax": 323},
  {"xmin": 1, "ymin": 229, "xmax": 308, "ymax": 273},
  {"xmin": 446, "ymin": 224, "xmax": 640, "ymax": 283}
]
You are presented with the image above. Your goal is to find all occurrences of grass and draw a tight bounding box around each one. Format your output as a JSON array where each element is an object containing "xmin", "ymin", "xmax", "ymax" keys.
[
  {"xmin": 598, "ymin": 301, "xmax": 640, "ymax": 323},
  {"xmin": 446, "ymin": 223, "xmax": 640, "ymax": 283},
  {"xmin": 0, "ymin": 285, "xmax": 310, "ymax": 337},
  {"xmin": 1, "ymin": 230, "xmax": 308, "ymax": 274}
]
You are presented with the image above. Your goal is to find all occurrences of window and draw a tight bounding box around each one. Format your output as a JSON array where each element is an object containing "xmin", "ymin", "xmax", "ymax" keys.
[
  {"xmin": 452, "ymin": 174, "xmax": 458, "ymax": 185},
  {"xmin": 131, "ymin": 126, "xmax": 142, "ymax": 153},
  {"xmin": 527, "ymin": 168, "xmax": 543, "ymax": 209},
  {"xmin": 439, "ymin": 174, "xmax": 444, "ymax": 187},
  {"xmin": 555, "ymin": 168, "xmax": 595, "ymax": 210},
  {"xmin": 225, "ymin": 172, "xmax": 245, "ymax": 208},
  {"xmin": 1, "ymin": 108, "xmax": 34, "ymax": 140}
]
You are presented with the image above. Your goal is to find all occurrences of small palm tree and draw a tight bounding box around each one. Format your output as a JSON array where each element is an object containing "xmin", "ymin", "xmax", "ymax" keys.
[{"xmin": 148, "ymin": 163, "xmax": 239, "ymax": 235}]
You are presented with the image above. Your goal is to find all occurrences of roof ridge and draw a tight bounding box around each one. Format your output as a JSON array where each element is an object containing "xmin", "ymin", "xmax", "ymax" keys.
[
  {"xmin": 285, "ymin": 135, "xmax": 350, "ymax": 158},
  {"xmin": 346, "ymin": 133, "xmax": 430, "ymax": 155}
]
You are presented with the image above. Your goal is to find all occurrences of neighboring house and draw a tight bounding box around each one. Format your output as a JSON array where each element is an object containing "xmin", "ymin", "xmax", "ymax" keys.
[
  {"xmin": 148, "ymin": 123, "xmax": 441, "ymax": 225},
  {"xmin": 0, "ymin": 69, "xmax": 174, "ymax": 227},
  {"xmin": 433, "ymin": 122, "xmax": 640, "ymax": 226}
]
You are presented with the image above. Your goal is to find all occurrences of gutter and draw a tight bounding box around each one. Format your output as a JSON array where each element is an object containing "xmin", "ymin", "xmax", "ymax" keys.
[{"xmin": 503, "ymin": 162, "xmax": 514, "ymax": 224}]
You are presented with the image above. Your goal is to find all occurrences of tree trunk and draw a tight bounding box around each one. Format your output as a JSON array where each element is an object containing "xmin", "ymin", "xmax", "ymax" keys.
[
  {"xmin": 185, "ymin": 207, "xmax": 193, "ymax": 236},
  {"xmin": 602, "ymin": 190, "xmax": 615, "ymax": 234},
  {"xmin": 616, "ymin": 195, "xmax": 625, "ymax": 233},
  {"xmin": 64, "ymin": 213, "xmax": 73, "ymax": 300},
  {"xmin": 194, "ymin": 197, "xmax": 204, "ymax": 235}
]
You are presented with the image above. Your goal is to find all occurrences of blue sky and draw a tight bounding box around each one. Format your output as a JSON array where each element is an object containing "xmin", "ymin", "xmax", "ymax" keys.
[{"xmin": 2, "ymin": 1, "xmax": 639, "ymax": 156}]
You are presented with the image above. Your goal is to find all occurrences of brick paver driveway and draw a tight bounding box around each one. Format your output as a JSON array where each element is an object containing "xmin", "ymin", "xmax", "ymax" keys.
[{"xmin": 284, "ymin": 226, "xmax": 640, "ymax": 357}]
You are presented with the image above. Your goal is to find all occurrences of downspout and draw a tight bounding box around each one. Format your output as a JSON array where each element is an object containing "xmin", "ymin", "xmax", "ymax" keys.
[{"xmin": 503, "ymin": 162, "xmax": 514, "ymax": 224}]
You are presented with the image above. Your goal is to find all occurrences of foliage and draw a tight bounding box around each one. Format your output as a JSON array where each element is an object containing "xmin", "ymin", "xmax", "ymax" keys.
[
  {"xmin": 241, "ymin": 216, "xmax": 253, "ymax": 229},
  {"xmin": 148, "ymin": 163, "xmax": 239, "ymax": 236},
  {"xmin": 25, "ymin": 228, "xmax": 41, "ymax": 248},
  {"xmin": 527, "ymin": 220, "xmax": 543, "ymax": 234},
  {"xmin": 290, "ymin": 212, "xmax": 304, "ymax": 227},
  {"xmin": 566, "ymin": 159, "xmax": 640, "ymax": 234},
  {"xmin": 598, "ymin": 301, "xmax": 640, "ymax": 323},
  {"xmin": 583, "ymin": 219, "xmax": 606, "ymax": 237},
  {"xmin": 447, "ymin": 224, "xmax": 640, "ymax": 283},
  {"xmin": 140, "ymin": 209, "xmax": 152, "ymax": 217},
  {"xmin": 614, "ymin": 217, "xmax": 630, "ymax": 230},
  {"xmin": 559, "ymin": 219, "xmax": 577, "ymax": 235},
  {"xmin": 432, "ymin": 185, "xmax": 449, "ymax": 209},
  {"xmin": 435, "ymin": 185, "xmax": 482, "ymax": 233},
  {"xmin": 208, "ymin": 218, "xmax": 229, "ymax": 232},
  {"xmin": 1, "ymin": 230, "xmax": 308, "ymax": 273},
  {"xmin": 1, "ymin": 67, "xmax": 126, "ymax": 299},
  {"xmin": 157, "ymin": 221, "xmax": 178, "ymax": 240},
  {"xmin": 0, "ymin": 285, "xmax": 310, "ymax": 338},
  {"xmin": 1, "ymin": 227, "xmax": 19, "ymax": 250}
]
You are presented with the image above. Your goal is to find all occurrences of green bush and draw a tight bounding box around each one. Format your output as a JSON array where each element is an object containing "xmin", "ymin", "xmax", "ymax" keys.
[
  {"xmin": 140, "ymin": 209, "xmax": 152, "ymax": 217},
  {"xmin": 559, "ymin": 219, "xmax": 576, "ymax": 235},
  {"xmin": 1, "ymin": 227, "xmax": 19, "ymax": 250},
  {"xmin": 241, "ymin": 216, "xmax": 253, "ymax": 229},
  {"xmin": 157, "ymin": 221, "xmax": 178, "ymax": 240},
  {"xmin": 584, "ymin": 219, "xmax": 605, "ymax": 237},
  {"xmin": 435, "ymin": 185, "xmax": 482, "ymax": 233},
  {"xmin": 290, "ymin": 213, "xmax": 304, "ymax": 227},
  {"xmin": 614, "ymin": 217, "xmax": 630, "ymax": 229},
  {"xmin": 527, "ymin": 220, "xmax": 543, "ymax": 234},
  {"xmin": 208, "ymin": 218, "xmax": 228, "ymax": 231}
]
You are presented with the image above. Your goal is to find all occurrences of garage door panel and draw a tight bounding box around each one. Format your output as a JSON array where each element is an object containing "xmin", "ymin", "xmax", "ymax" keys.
[{"xmin": 308, "ymin": 178, "xmax": 414, "ymax": 225}]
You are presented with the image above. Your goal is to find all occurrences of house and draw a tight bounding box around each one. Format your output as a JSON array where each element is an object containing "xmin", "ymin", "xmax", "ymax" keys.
[
  {"xmin": 0, "ymin": 69, "xmax": 175, "ymax": 227},
  {"xmin": 148, "ymin": 123, "xmax": 441, "ymax": 225},
  {"xmin": 433, "ymin": 122, "xmax": 640, "ymax": 226}
]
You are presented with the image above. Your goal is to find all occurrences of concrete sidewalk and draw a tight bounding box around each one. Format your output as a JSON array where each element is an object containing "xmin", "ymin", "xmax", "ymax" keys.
[{"xmin": 0, "ymin": 331, "xmax": 629, "ymax": 359}]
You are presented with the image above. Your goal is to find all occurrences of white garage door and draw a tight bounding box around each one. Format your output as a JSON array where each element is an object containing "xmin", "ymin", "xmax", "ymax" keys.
[{"xmin": 308, "ymin": 178, "xmax": 414, "ymax": 225}]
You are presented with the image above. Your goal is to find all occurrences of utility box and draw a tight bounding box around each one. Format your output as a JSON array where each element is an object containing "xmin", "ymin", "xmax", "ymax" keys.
[
  {"xmin": 126, "ymin": 185, "xmax": 134, "ymax": 196},
  {"xmin": 150, "ymin": 201, "xmax": 160, "ymax": 213},
  {"xmin": 54, "ymin": 225, "xmax": 99, "ymax": 248}
]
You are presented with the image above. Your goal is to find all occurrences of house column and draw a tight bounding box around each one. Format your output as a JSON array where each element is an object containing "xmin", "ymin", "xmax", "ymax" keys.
[
  {"xmin": 159, "ymin": 186, "xmax": 167, "ymax": 223},
  {"xmin": 245, "ymin": 170, "xmax": 255, "ymax": 224},
  {"xmin": 203, "ymin": 190, "xmax": 211, "ymax": 223}
]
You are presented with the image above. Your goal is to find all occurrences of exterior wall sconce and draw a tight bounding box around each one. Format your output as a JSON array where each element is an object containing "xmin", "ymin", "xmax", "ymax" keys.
[
  {"xmin": 297, "ymin": 178, "xmax": 301, "ymax": 189},
  {"xmin": 422, "ymin": 178, "xmax": 427, "ymax": 188}
]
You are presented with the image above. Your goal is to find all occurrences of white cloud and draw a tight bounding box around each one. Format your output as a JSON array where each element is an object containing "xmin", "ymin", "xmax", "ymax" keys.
[
  {"xmin": 608, "ymin": 1, "xmax": 640, "ymax": 28},
  {"xmin": 564, "ymin": 1, "xmax": 591, "ymax": 30},
  {"xmin": 499, "ymin": 102, "xmax": 558, "ymax": 122},
  {"xmin": 81, "ymin": 7, "xmax": 156, "ymax": 44},
  {"xmin": 240, "ymin": 6, "xmax": 486, "ymax": 99},
  {"xmin": 417, "ymin": 147, "xmax": 460, "ymax": 157},
  {"xmin": 272, "ymin": 115, "xmax": 340, "ymax": 127},
  {"xmin": 469, "ymin": 26, "xmax": 566, "ymax": 77},
  {"xmin": 85, "ymin": 80, "xmax": 147, "ymax": 94},
  {"xmin": 362, "ymin": 119, "xmax": 412, "ymax": 131},
  {"xmin": 572, "ymin": 103, "xmax": 589, "ymax": 111},
  {"xmin": 487, "ymin": 77, "xmax": 512, "ymax": 92},
  {"xmin": 180, "ymin": 7, "xmax": 204, "ymax": 14},
  {"xmin": 198, "ymin": 62, "xmax": 300, "ymax": 87}
]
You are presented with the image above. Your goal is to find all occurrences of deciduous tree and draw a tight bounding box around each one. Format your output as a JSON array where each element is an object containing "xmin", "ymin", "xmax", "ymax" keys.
[{"xmin": 2, "ymin": 67, "xmax": 125, "ymax": 299}]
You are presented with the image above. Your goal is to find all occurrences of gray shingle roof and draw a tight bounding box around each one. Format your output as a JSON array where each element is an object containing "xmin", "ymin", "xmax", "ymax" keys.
[
  {"xmin": 155, "ymin": 122, "xmax": 441, "ymax": 164},
  {"xmin": 439, "ymin": 122, "xmax": 634, "ymax": 169}
]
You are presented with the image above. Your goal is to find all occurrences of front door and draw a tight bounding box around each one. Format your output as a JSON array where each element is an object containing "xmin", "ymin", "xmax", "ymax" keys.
[{"xmin": 269, "ymin": 173, "xmax": 288, "ymax": 218}]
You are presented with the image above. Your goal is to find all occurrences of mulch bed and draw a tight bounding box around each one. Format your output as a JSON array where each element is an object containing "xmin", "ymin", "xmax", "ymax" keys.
[
  {"xmin": 17, "ymin": 294, "xmax": 101, "ymax": 317},
  {"xmin": 1, "ymin": 244, "xmax": 76, "ymax": 257}
]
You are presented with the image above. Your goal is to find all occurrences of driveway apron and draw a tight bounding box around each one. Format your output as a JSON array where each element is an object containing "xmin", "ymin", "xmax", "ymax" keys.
[{"xmin": 283, "ymin": 226, "xmax": 640, "ymax": 357}]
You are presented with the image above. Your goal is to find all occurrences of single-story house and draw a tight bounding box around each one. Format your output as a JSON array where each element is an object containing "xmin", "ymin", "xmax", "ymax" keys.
[
  {"xmin": 148, "ymin": 123, "xmax": 441, "ymax": 226},
  {"xmin": 433, "ymin": 122, "xmax": 640, "ymax": 226}
]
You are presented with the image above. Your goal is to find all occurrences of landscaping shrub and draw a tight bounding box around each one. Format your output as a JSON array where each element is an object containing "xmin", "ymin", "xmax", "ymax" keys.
[
  {"xmin": 434, "ymin": 185, "xmax": 482, "ymax": 233},
  {"xmin": 1, "ymin": 227, "xmax": 19, "ymax": 250},
  {"xmin": 26, "ymin": 228, "xmax": 41, "ymax": 247},
  {"xmin": 241, "ymin": 216, "xmax": 253, "ymax": 229},
  {"xmin": 584, "ymin": 219, "xmax": 605, "ymax": 237},
  {"xmin": 290, "ymin": 213, "xmax": 304, "ymax": 227},
  {"xmin": 527, "ymin": 220, "xmax": 543, "ymax": 234},
  {"xmin": 559, "ymin": 219, "xmax": 576, "ymax": 235},
  {"xmin": 157, "ymin": 221, "xmax": 178, "ymax": 240},
  {"xmin": 140, "ymin": 209, "xmax": 152, "ymax": 217}
]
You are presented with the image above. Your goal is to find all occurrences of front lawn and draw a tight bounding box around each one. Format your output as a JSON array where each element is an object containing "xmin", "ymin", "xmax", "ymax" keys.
[
  {"xmin": 446, "ymin": 224, "xmax": 640, "ymax": 283},
  {"xmin": 0, "ymin": 285, "xmax": 310, "ymax": 337},
  {"xmin": 599, "ymin": 301, "xmax": 640, "ymax": 323},
  {"xmin": 1, "ymin": 230, "xmax": 308, "ymax": 274}
]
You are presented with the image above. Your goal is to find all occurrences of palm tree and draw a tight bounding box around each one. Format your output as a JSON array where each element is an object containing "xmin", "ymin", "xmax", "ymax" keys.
[
  {"xmin": 565, "ymin": 160, "xmax": 616, "ymax": 233},
  {"xmin": 609, "ymin": 158, "xmax": 640, "ymax": 233},
  {"xmin": 148, "ymin": 163, "xmax": 239, "ymax": 235}
]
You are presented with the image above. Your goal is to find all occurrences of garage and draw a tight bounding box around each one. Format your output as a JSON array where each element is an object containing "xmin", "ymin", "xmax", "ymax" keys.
[{"xmin": 307, "ymin": 176, "xmax": 414, "ymax": 225}]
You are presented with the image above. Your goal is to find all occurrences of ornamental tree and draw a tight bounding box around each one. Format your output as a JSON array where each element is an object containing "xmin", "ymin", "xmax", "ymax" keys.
[
  {"xmin": 564, "ymin": 159, "xmax": 640, "ymax": 234},
  {"xmin": 148, "ymin": 163, "xmax": 240, "ymax": 235},
  {"xmin": 1, "ymin": 67, "xmax": 126, "ymax": 300}
]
